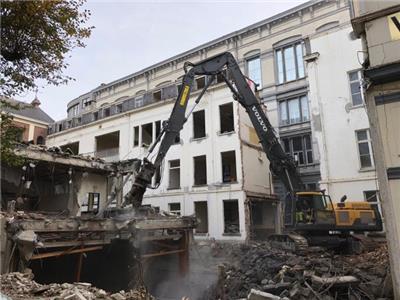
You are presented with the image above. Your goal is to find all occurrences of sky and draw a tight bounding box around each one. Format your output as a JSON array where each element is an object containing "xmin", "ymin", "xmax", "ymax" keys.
[{"xmin": 16, "ymin": 0, "xmax": 308, "ymax": 121}]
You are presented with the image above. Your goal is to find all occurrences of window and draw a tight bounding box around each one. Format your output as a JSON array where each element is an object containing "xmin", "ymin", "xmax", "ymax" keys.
[
  {"xmin": 36, "ymin": 136, "xmax": 44, "ymax": 145},
  {"xmin": 68, "ymin": 104, "xmax": 80, "ymax": 118},
  {"xmin": 82, "ymin": 98, "xmax": 93, "ymax": 108},
  {"xmin": 282, "ymin": 134, "xmax": 313, "ymax": 165},
  {"xmin": 216, "ymin": 70, "xmax": 227, "ymax": 84},
  {"xmin": 223, "ymin": 200, "xmax": 240, "ymax": 234},
  {"xmin": 141, "ymin": 123, "xmax": 153, "ymax": 147},
  {"xmin": 194, "ymin": 201, "xmax": 208, "ymax": 234},
  {"xmin": 103, "ymin": 107, "xmax": 110, "ymax": 117},
  {"xmin": 193, "ymin": 110, "xmax": 206, "ymax": 139},
  {"xmin": 275, "ymin": 42, "xmax": 305, "ymax": 84},
  {"xmin": 135, "ymin": 96, "xmax": 143, "ymax": 108},
  {"xmin": 348, "ymin": 70, "xmax": 363, "ymax": 106},
  {"xmin": 356, "ymin": 130, "xmax": 374, "ymax": 169},
  {"xmin": 221, "ymin": 151, "xmax": 237, "ymax": 183},
  {"xmin": 168, "ymin": 159, "xmax": 180, "ymax": 189},
  {"xmin": 194, "ymin": 155, "xmax": 207, "ymax": 186},
  {"xmin": 246, "ymin": 56, "xmax": 262, "ymax": 87},
  {"xmin": 81, "ymin": 193, "xmax": 100, "ymax": 213},
  {"xmin": 279, "ymin": 95, "xmax": 309, "ymax": 125},
  {"xmin": 133, "ymin": 126, "xmax": 139, "ymax": 147},
  {"xmin": 219, "ymin": 102, "xmax": 234, "ymax": 133},
  {"xmin": 169, "ymin": 203, "xmax": 181, "ymax": 216},
  {"xmin": 364, "ymin": 190, "xmax": 380, "ymax": 212},
  {"xmin": 153, "ymin": 90, "xmax": 162, "ymax": 101},
  {"xmin": 196, "ymin": 76, "xmax": 206, "ymax": 90}
]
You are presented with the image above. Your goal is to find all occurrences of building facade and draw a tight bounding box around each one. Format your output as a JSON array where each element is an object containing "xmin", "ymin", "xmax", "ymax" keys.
[
  {"xmin": 46, "ymin": 0, "xmax": 379, "ymax": 240},
  {"xmin": 351, "ymin": 1, "xmax": 400, "ymax": 297},
  {"xmin": 1, "ymin": 97, "xmax": 54, "ymax": 145}
]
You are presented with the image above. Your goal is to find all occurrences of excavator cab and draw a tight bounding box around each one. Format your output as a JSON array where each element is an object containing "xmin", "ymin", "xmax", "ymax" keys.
[{"xmin": 284, "ymin": 191, "xmax": 336, "ymax": 230}]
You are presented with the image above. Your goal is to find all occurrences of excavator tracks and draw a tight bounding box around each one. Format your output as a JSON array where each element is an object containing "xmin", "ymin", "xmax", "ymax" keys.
[{"xmin": 268, "ymin": 233, "xmax": 309, "ymax": 253}]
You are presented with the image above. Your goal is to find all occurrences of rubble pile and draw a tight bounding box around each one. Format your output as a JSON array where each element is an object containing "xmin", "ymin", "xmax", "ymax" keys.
[
  {"xmin": 219, "ymin": 242, "xmax": 392, "ymax": 300},
  {"xmin": 0, "ymin": 272, "xmax": 154, "ymax": 300}
]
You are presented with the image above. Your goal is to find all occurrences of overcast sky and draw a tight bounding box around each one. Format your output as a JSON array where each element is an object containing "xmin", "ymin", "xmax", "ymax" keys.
[{"xmin": 16, "ymin": 0, "xmax": 308, "ymax": 121}]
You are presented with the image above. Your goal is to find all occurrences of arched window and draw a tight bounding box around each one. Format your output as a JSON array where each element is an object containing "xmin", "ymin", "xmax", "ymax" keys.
[{"xmin": 36, "ymin": 136, "xmax": 45, "ymax": 145}]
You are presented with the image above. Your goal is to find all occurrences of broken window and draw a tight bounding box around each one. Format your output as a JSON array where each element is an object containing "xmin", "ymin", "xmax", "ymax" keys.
[
  {"xmin": 141, "ymin": 123, "xmax": 153, "ymax": 147},
  {"xmin": 95, "ymin": 131, "xmax": 119, "ymax": 160},
  {"xmin": 81, "ymin": 193, "xmax": 100, "ymax": 213},
  {"xmin": 223, "ymin": 200, "xmax": 239, "ymax": 234},
  {"xmin": 169, "ymin": 202, "xmax": 181, "ymax": 216},
  {"xmin": 155, "ymin": 120, "xmax": 161, "ymax": 138},
  {"xmin": 133, "ymin": 126, "xmax": 139, "ymax": 147},
  {"xmin": 168, "ymin": 159, "xmax": 180, "ymax": 189},
  {"xmin": 221, "ymin": 151, "xmax": 237, "ymax": 183},
  {"xmin": 193, "ymin": 110, "xmax": 206, "ymax": 139},
  {"xmin": 219, "ymin": 103, "xmax": 234, "ymax": 133},
  {"xmin": 195, "ymin": 201, "xmax": 208, "ymax": 234},
  {"xmin": 196, "ymin": 76, "xmax": 206, "ymax": 90},
  {"xmin": 60, "ymin": 142, "xmax": 79, "ymax": 155},
  {"xmin": 193, "ymin": 155, "xmax": 207, "ymax": 186},
  {"xmin": 153, "ymin": 90, "xmax": 162, "ymax": 101}
]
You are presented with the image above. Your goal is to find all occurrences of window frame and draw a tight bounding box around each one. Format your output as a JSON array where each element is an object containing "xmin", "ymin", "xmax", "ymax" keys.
[
  {"xmin": 192, "ymin": 109, "xmax": 206, "ymax": 140},
  {"xmin": 275, "ymin": 41, "xmax": 305, "ymax": 84},
  {"xmin": 348, "ymin": 69, "xmax": 364, "ymax": 107},
  {"xmin": 168, "ymin": 202, "xmax": 181, "ymax": 216},
  {"xmin": 168, "ymin": 159, "xmax": 181, "ymax": 189},
  {"xmin": 282, "ymin": 133, "xmax": 314, "ymax": 166},
  {"xmin": 245, "ymin": 55, "xmax": 262, "ymax": 88},
  {"xmin": 81, "ymin": 192, "xmax": 100, "ymax": 214},
  {"xmin": 193, "ymin": 155, "xmax": 207, "ymax": 186},
  {"xmin": 278, "ymin": 94, "xmax": 310, "ymax": 126},
  {"xmin": 356, "ymin": 129, "xmax": 374, "ymax": 169}
]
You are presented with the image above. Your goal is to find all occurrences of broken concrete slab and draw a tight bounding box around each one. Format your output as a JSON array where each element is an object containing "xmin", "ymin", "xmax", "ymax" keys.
[{"xmin": 247, "ymin": 289, "xmax": 281, "ymax": 300}]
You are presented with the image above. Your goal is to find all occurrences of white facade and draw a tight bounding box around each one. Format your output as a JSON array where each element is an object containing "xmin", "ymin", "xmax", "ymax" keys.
[
  {"xmin": 46, "ymin": 0, "xmax": 380, "ymax": 240},
  {"xmin": 306, "ymin": 25, "xmax": 378, "ymax": 202}
]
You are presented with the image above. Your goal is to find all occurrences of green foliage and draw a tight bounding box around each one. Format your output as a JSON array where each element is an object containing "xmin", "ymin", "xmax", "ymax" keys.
[
  {"xmin": 0, "ymin": 0, "xmax": 93, "ymax": 96},
  {"xmin": 0, "ymin": 100, "xmax": 25, "ymax": 166}
]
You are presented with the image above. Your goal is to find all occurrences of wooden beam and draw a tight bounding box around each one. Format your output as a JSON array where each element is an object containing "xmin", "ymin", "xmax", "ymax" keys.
[
  {"xmin": 31, "ymin": 246, "xmax": 103, "ymax": 260},
  {"xmin": 140, "ymin": 249, "xmax": 186, "ymax": 259}
]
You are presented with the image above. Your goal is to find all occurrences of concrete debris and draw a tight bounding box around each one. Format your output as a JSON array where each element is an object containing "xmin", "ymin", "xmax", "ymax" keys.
[
  {"xmin": 0, "ymin": 272, "xmax": 154, "ymax": 300},
  {"xmin": 216, "ymin": 241, "xmax": 393, "ymax": 300}
]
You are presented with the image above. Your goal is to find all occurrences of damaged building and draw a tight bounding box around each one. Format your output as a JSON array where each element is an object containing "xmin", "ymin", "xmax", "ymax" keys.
[
  {"xmin": 0, "ymin": 145, "xmax": 196, "ymax": 292},
  {"xmin": 45, "ymin": 0, "xmax": 381, "ymax": 242}
]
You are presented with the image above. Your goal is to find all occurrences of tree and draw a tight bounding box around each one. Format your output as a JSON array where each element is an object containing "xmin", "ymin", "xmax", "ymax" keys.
[
  {"xmin": 0, "ymin": 0, "xmax": 93, "ymax": 96},
  {"xmin": 0, "ymin": 100, "xmax": 25, "ymax": 166}
]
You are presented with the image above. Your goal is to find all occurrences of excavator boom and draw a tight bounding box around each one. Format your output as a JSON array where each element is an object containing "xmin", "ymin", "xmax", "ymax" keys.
[{"xmin": 124, "ymin": 52, "xmax": 302, "ymax": 207}]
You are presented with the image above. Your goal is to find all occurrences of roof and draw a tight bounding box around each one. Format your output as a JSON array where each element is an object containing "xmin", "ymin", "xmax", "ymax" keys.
[
  {"xmin": 1, "ymin": 98, "xmax": 54, "ymax": 124},
  {"xmin": 67, "ymin": 0, "xmax": 325, "ymax": 106}
]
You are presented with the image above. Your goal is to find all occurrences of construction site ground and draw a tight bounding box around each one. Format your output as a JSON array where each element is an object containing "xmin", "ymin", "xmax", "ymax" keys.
[{"xmin": 0, "ymin": 239, "xmax": 392, "ymax": 300}]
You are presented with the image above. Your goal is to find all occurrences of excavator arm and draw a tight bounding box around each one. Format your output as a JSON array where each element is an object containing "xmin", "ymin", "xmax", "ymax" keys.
[{"xmin": 124, "ymin": 52, "xmax": 303, "ymax": 207}]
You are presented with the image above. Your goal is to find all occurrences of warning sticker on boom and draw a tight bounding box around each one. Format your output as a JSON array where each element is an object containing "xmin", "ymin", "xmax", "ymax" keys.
[{"xmin": 180, "ymin": 85, "xmax": 190, "ymax": 106}]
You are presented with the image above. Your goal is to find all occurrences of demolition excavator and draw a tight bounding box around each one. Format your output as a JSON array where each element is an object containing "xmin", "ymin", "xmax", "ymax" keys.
[{"xmin": 124, "ymin": 52, "xmax": 382, "ymax": 252}]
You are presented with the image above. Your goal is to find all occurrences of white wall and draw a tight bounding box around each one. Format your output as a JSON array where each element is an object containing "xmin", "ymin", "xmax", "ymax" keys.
[{"xmin": 307, "ymin": 25, "xmax": 377, "ymax": 202}]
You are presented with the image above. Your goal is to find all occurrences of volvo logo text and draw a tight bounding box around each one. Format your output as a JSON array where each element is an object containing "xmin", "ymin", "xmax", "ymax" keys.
[{"xmin": 252, "ymin": 106, "xmax": 268, "ymax": 132}]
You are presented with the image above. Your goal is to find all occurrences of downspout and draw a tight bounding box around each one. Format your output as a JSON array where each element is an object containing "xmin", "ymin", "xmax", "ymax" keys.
[{"xmin": 312, "ymin": 58, "xmax": 331, "ymax": 194}]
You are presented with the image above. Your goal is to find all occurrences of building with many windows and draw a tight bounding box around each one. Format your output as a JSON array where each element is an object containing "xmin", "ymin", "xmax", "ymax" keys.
[{"xmin": 46, "ymin": 0, "xmax": 380, "ymax": 240}]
